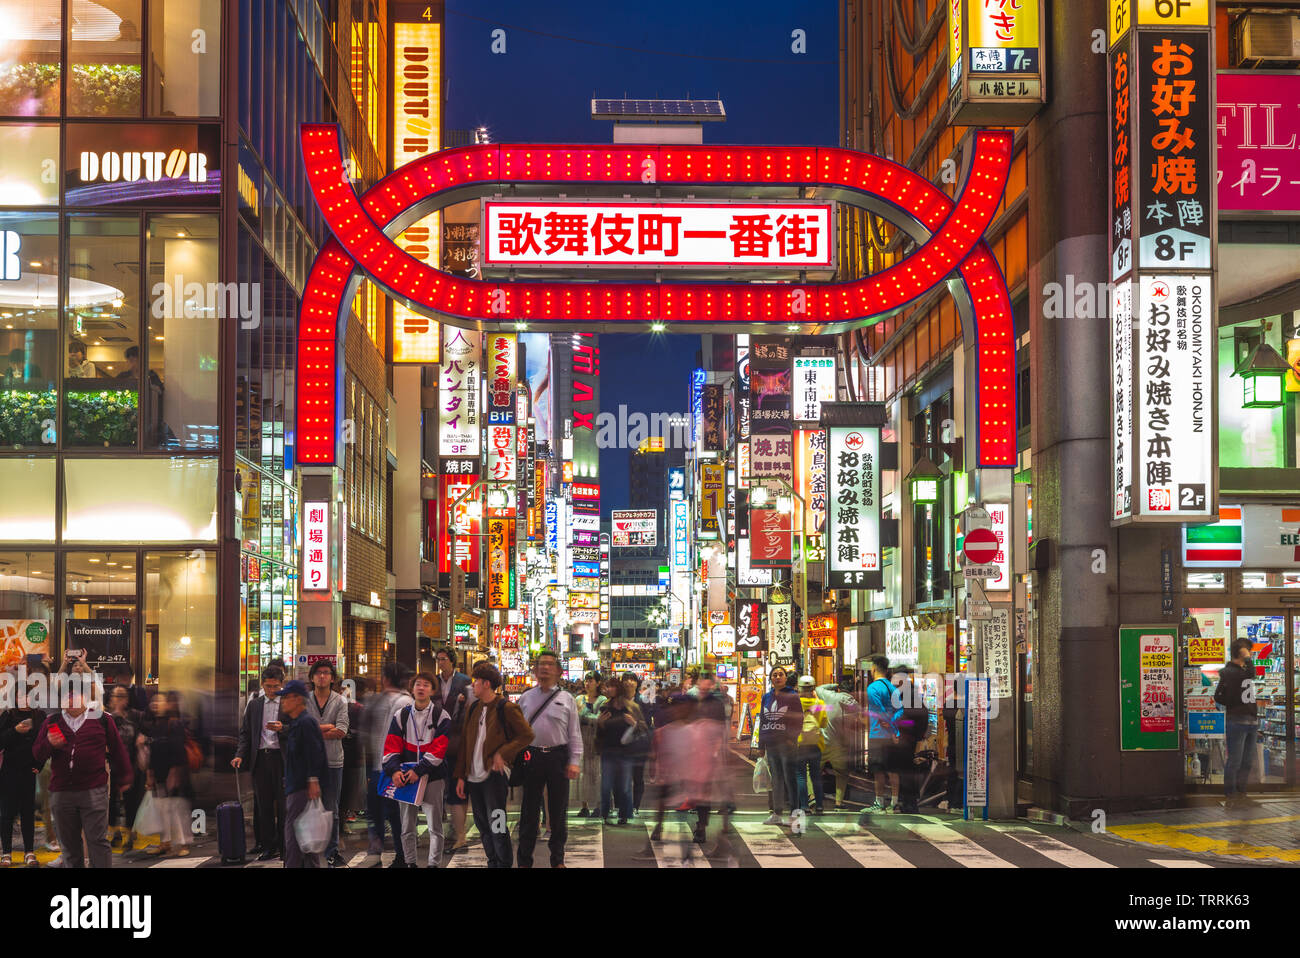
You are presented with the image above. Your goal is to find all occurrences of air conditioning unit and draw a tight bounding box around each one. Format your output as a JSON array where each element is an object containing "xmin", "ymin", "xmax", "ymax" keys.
[{"xmin": 1235, "ymin": 14, "xmax": 1300, "ymax": 65}]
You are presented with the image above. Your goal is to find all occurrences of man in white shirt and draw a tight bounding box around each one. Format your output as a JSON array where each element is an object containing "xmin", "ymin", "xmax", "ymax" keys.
[
  {"xmin": 515, "ymin": 650, "xmax": 582, "ymax": 869},
  {"xmin": 232, "ymin": 665, "xmax": 286, "ymax": 861}
]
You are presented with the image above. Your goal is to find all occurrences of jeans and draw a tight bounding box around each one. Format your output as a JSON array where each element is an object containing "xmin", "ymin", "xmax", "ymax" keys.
[
  {"xmin": 518, "ymin": 747, "xmax": 570, "ymax": 868},
  {"xmin": 467, "ymin": 772, "xmax": 512, "ymax": 868},
  {"xmin": 796, "ymin": 745, "xmax": 825, "ymax": 810},
  {"xmin": 766, "ymin": 744, "xmax": 800, "ymax": 814},
  {"xmin": 50, "ymin": 785, "xmax": 111, "ymax": 868},
  {"xmin": 600, "ymin": 752, "xmax": 634, "ymax": 821},
  {"xmin": 1224, "ymin": 719, "xmax": 1258, "ymax": 798},
  {"xmin": 321, "ymin": 765, "xmax": 342, "ymax": 860},
  {"xmin": 399, "ymin": 783, "xmax": 446, "ymax": 867},
  {"xmin": 366, "ymin": 769, "xmax": 405, "ymax": 860}
]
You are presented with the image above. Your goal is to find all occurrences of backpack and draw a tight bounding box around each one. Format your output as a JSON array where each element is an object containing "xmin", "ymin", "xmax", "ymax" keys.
[
  {"xmin": 897, "ymin": 704, "xmax": 930, "ymax": 743},
  {"xmin": 800, "ymin": 702, "xmax": 825, "ymax": 746}
]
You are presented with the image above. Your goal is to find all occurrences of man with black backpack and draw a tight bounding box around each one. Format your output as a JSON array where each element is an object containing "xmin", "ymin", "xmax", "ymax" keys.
[
  {"xmin": 1214, "ymin": 638, "xmax": 1259, "ymax": 809},
  {"xmin": 515, "ymin": 650, "xmax": 582, "ymax": 869}
]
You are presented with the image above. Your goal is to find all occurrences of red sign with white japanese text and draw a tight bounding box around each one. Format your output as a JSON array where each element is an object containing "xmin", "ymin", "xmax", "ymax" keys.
[
  {"xmin": 752, "ymin": 507, "xmax": 792, "ymax": 568},
  {"xmin": 482, "ymin": 201, "xmax": 834, "ymax": 269},
  {"xmin": 438, "ymin": 475, "xmax": 480, "ymax": 575}
]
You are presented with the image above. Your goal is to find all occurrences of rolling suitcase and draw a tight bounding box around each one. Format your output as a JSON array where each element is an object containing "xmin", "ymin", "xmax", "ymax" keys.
[{"xmin": 217, "ymin": 769, "xmax": 247, "ymax": 864}]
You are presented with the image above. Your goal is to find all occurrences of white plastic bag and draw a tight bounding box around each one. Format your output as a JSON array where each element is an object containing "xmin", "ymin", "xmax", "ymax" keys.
[
  {"xmin": 294, "ymin": 798, "xmax": 332, "ymax": 855},
  {"xmin": 133, "ymin": 789, "xmax": 163, "ymax": 836},
  {"xmin": 752, "ymin": 756, "xmax": 772, "ymax": 794}
]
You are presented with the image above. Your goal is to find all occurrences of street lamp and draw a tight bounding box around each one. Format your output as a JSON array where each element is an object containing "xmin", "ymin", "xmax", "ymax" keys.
[
  {"xmin": 906, "ymin": 454, "xmax": 944, "ymax": 504},
  {"xmin": 1236, "ymin": 342, "xmax": 1291, "ymax": 410}
]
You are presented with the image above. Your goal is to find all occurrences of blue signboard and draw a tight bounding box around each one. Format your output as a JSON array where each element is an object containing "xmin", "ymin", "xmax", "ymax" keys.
[
  {"xmin": 573, "ymin": 560, "xmax": 600, "ymax": 578},
  {"xmin": 1187, "ymin": 711, "xmax": 1225, "ymax": 739}
]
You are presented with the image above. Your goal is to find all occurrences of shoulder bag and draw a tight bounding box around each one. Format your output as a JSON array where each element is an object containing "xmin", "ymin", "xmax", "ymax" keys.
[{"xmin": 504, "ymin": 689, "xmax": 562, "ymax": 787}]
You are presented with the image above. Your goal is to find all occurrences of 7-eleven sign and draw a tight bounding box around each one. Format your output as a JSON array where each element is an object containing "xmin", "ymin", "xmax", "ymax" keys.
[{"xmin": 1183, "ymin": 506, "xmax": 1243, "ymax": 568}]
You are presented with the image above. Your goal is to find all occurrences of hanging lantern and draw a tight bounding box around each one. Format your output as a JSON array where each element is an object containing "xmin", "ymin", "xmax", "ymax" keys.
[
  {"xmin": 906, "ymin": 454, "xmax": 943, "ymax": 504},
  {"xmin": 1236, "ymin": 343, "xmax": 1290, "ymax": 410}
]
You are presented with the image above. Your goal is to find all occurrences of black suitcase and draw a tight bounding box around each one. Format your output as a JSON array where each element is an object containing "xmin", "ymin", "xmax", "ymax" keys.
[{"xmin": 217, "ymin": 770, "xmax": 246, "ymax": 864}]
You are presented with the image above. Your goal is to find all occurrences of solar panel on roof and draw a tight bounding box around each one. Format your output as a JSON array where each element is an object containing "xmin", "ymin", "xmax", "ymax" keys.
[{"xmin": 591, "ymin": 98, "xmax": 726, "ymax": 121}]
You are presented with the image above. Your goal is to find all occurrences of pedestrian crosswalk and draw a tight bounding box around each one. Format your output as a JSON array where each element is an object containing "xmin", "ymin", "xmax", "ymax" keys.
[{"xmin": 146, "ymin": 810, "xmax": 1223, "ymax": 869}]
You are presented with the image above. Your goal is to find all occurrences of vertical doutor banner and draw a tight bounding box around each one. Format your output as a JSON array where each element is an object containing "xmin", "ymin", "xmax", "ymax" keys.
[{"xmin": 1108, "ymin": 8, "xmax": 1215, "ymax": 525}]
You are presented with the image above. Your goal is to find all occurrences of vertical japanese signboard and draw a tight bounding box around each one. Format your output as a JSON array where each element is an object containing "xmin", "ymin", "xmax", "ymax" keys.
[
  {"xmin": 823, "ymin": 404, "xmax": 885, "ymax": 590},
  {"xmin": 303, "ymin": 501, "xmax": 330, "ymax": 591},
  {"xmin": 699, "ymin": 463, "xmax": 723, "ymax": 540},
  {"xmin": 391, "ymin": 12, "xmax": 442, "ymax": 363},
  {"xmin": 487, "ymin": 517, "xmax": 515, "ymax": 610},
  {"xmin": 792, "ymin": 356, "xmax": 836, "ymax": 423},
  {"xmin": 1108, "ymin": 10, "xmax": 1215, "ymax": 526},
  {"xmin": 736, "ymin": 599, "xmax": 766, "ymax": 653},
  {"xmin": 439, "ymin": 328, "xmax": 481, "ymax": 457},
  {"xmin": 486, "ymin": 333, "xmax": 517, "ymax": 424},
  {"xmin": 702, "ymin": 383, "xmax": 725, "ymax": 452},
  {"xmin": 671, "ymin": 499, "xmax": 690, "ymax": 570},
  {"xmin": 439, "ymin": 475, "xmax": 480, "ymax": 574},
  {"xmin": 767, "ymin": 603, "xmax": 793, "ymax": 662},
  {"xmin": 751, "ymin": 508, "xmax": 792, "ymax": 569},
  {"xmin": 1217, "ymin": 74, "xmax": 1300, "ymax": 216},
  {"xmin": 750, "ymin": 338, "xmax": 792, "ymax": 434},
  {"xmin": 1119, "ymin": 625, "xmax": 1180, "ymax": 750},
  {"xmin": 795, "ymin": 428, "xmax": 829, "ymax": 563},
  {"xmin": 948, "ymin": 0, "xmax": 1045, "ymax": 126}
]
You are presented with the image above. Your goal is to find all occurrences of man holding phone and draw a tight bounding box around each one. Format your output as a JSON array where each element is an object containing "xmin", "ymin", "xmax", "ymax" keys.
[{"xmin": 233, "ymin": 664, "xmax": 287, "ymax": 860}]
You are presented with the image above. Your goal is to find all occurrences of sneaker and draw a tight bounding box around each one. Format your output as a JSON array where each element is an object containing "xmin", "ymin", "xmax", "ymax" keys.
[
  {"xmin": 865, "ymin": 801, "xmax": 887, "ymax": 813},
  {"xmin": 24, "ymin": 853, "xmax": 38, "ymax": 867},
  {"xmin": 617, "ymin": 817, "xmax": 629, "ymax": 826},
  {"xmin": 576, "ymin": 808, "xmax": 589, "ymax": 819},
  {"xmin": 762, "ymin": 813, "xmax": 783, "ymax": 825},
  {"xmin": 812, "ymin": 805, "xmax": 825, "ymax": 816},
  {"xmin": 387, "ymin": 859, "xmax": 409, "ymax": 868},
  {"xmin": 0, "ymin": 854, "xmax": 9, "ymax": 867},
  {"xmin": 327, "ymin": 854, "xmax": 349, "ymax": 868},
  {"xmin": 110, "ymin": 832, "xmax": 123, "ymax": 849}
]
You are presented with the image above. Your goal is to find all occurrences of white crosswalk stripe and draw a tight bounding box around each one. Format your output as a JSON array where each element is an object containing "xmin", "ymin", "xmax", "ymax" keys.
[
  {"xmin": 816, "ymin": 821, "xmax": 915, "ymax": 867},
  {"xmin": 642, "ymin": 821, "xmax": 711, "ymax": 867},
  {"xmin": 903, "ymin": 823, "xmax": 1015, "ymax": 867},
  {"xmin": 1151, "ymin": 859, "xmax": 1213, "ymax": 868},
  {"xmin": 150, "ymin": 855, "xmax": 211, "ymax": 868},
  {"xmin": 563, "ymin": 823, "xmax": 604, "ymax": 869},
  {"xmin": 731, "ymin": 822, "xmax": 814, "ymax": 868},
  {"xmin": 988, "ymin": 824, "xmax": 1116, "ymax": 868}
]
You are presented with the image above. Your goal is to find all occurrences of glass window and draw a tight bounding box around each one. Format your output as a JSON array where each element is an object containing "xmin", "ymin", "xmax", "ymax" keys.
[
  {"xmin": 63, "ymin": 550, "xmax": 138, "ymax": 661},
  {"xmin": 0, "ymin": 552, "xmax": 55, "ymax": 661},
  {"xmin": 0, "ymin": 457, "xmax": 55, "ymax": 541},
  {"xmin": 1219, "ymin": 316, "xmax": 1298, "ymax": 470},
  {"xmin": 1243, "ymin": 571, "xmax": 1300, "ymax": 590},
  {"xmin": 0, "ymin": 0, "xmax": 61, "ymax": 116},
  {"xmin": 1185, "ymin": 571, "xmax": 1226, "ymax": 590},
  {"xmin": 0, "ymin": 212, "xmax": 58, "ymax": 447},
  {"xmin": 68, "ymin": 0, "xmax": 143, "ymax": 117},
  {"xmin": 64, "ymin": 457, "xmax": 218, "ymax": 542},
  {"xmin": 65, "ymin": 215, "xmax": 139, "ymax": 447},
  {"xmin": 0, "ymin": 124, "xmax": 59, "ymax": 205},
  {"xmin": 144, "ymin": 549, "xmax": 215, "ymax": 704},
  {"xmin": 147, "ymin": 0, "xmax": 221, "ymax": 117},
  {"xmin": 145, "ymin": 213, "xmax": 219, "ymax": 449}
]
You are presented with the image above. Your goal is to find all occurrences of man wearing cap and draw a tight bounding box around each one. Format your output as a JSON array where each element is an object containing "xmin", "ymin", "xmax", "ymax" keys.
[
  {"xmin": 794, "ymin": 676, "xmax": 829, "ymax": 815},
  {"xmin": 276, "ymin": 679, "xmax": 328, "ymax": 868}
]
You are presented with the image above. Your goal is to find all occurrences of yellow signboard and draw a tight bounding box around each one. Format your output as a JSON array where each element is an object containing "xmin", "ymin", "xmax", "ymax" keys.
[
  {"xmin": 967, "ymin": 0, "xmax": 1039, "ymax": 51},
  {"xmin": 1113, "ymin": 0, "xmax": 1211, "ymax": 45},
  {"xmin": 392, "ymin": 21, "xmax": 441, "ymax": 363}
]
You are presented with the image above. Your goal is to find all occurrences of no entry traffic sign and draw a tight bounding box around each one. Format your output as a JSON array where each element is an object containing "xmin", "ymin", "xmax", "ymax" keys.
[{"xmin": 963, "ymin": 526, "xmax": 1001, "ymax": 566}]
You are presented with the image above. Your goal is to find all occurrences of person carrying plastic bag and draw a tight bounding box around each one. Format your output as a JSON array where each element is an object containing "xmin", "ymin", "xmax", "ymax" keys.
[{"xmin": 275, "ymin": 680, "xmax": 330, "ymax": 867}]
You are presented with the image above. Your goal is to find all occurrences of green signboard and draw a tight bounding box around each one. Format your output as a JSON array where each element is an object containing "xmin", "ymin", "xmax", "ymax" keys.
[{"xmin": 1119, "ymin": 625, "xmax": 1180, "ymax": 751}]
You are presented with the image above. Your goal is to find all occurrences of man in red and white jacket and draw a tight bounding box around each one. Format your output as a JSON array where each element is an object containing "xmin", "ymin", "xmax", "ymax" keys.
[
  {"xmin": 33, "ymin": 682, "xmax": 133, "ymax": 868},
  {"xmin": 381, "ymin": 671, "xmax": 452, "ymax": 867}
]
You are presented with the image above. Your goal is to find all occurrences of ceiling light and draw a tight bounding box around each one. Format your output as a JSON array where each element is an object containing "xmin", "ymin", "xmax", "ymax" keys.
[{"xmin": 28, "ymin": 260, "xmax": 40, "ymax": 268}]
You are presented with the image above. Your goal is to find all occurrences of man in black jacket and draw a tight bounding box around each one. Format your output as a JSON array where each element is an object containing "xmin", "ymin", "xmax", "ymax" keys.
[
  {"xmin": 1214, "ymin": 638, "xmax": 1259, "ymax": 809},
  {"xmin": 276, "ymin": 680, "xmax": 328, "ymax": 868},
  {"xmin": 232, "ymin": 664, "xmax": 286, "ymax": 860}
]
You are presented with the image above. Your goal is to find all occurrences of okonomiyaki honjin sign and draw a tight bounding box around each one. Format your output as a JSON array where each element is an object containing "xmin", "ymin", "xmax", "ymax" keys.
[
  {"xmin": 295, "ymin": 125, "xmax": 1019, "ymax": 472},
  {"xmin": 823, "ymin": 403, "xmax": 885, "ymax": 589}
]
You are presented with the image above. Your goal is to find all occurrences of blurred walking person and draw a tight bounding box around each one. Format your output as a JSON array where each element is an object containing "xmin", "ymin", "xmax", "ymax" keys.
[
  {"xmin": 691, "ymin": 671, "xmax": 734, "ymax": 850},
  {"xmin": 516, "ymin": 650, "xmax": 582, "ymax": 869},
  {"xmin": 232, "ymin": 664, "xmax": 286, "ymax": 861},
  {"xmin": 362, "ymin": 661, "xmax": 411, "ymax": 866},
  {"xmin": 278, "ymin": 680, "xmax": 328, "ymax": 868},
  {"xmin": 383, "ymin": 671, "xmax": 452, "ymax": 868},
  {"xmin": 0, "ymin": 673, "xmax": 46, "ymax": 867},
  {"xmin": 574, "ymin": 672, "xmax": 606, "ymax": 818},
  {"xmin": 105, "ymin": 684, "xmax": 144, "ymax": 851},
  {"xmin": 143, "ymin": 691, "xmax": 194, "ymax": 858},
  {"xmin": 817, "ymin": 678, "xmax": 862, "ymax": 810},
  {"xmin": 795, "ymin": 676, "xmax": 828, "ymax": 815},
  {"xmin": 453, "ymin": 663, "xmax": 533, "ymax": 868},
  {"xmin": 597, "ymin": 677, "xmax": 648, "ymax": 826}
]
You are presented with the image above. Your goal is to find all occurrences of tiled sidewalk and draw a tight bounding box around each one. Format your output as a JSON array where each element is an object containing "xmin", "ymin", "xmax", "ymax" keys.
[{"xmin": 1102, "ymin": 799, "xmax": 1300, "ymax": 864}]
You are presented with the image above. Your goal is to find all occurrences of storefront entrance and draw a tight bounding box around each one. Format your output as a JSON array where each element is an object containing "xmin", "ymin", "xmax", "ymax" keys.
[{"xmin": 1185, "ymin": 605, "xmax": 1300, "ymax": 789}]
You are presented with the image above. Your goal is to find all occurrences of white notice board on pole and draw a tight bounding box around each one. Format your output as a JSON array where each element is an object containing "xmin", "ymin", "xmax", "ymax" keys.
[{"xmin": 965, "ymin": 676, "xmax": 989, "ymax": 820}]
